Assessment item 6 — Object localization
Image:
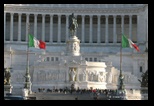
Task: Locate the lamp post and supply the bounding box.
[9,47,14,72]
[116,24,126,100]
[118,70,125,93]
[24,23,32,94]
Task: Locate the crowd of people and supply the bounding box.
[36,87,128,100]
[37,87,124,95]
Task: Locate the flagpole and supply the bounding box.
[120,38,122,75]
[117,23,125,94]
[24,22,32,94]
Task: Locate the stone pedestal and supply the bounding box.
[24,81,32,94]
[22,88,29,97]
[4,85,13,96]
[66,36,80,56]
[141,87,148,100]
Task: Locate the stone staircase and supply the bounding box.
[27,92,109,100]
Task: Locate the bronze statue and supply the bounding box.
[4,68,11,85]
[138,70,148,87]
[68,13,78,36]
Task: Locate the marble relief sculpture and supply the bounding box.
[98,72,107,82]
[82,70,86,81]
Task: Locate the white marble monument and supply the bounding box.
[4,5,147,96]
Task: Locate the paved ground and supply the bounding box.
[28,92,108,100]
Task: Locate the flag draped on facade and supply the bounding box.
[28,34,46,49]
[122,34,140,52]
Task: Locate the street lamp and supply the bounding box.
[24,23,32,94]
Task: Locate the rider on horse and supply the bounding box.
[68,13,78,36]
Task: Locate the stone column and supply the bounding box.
[66,15,69,41]
[81,15,85,43]
[76,69,79,82]
[145,58,148,72]
[137,13,146,44]
[105,15,109,43]
[50,14,53,43]
[66,68,69,82]
[26,14,30,42]
[4,12,6,41]
[85,72,87,82]
[58,14,61,43]
[18,13,22,41]
[89,15,93,43]
[147,10,148,48]
[113,15,117,43]
[129,15,132,39]
[10,13,14,41]
[121,15,124,34]
[34,14,38,38]
[97,15,101,43]
[137,14,140,43]
[133,59,138,76]
[42,14,45,41]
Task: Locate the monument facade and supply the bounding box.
[4,4,148,93]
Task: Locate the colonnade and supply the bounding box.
[4,12,136,43]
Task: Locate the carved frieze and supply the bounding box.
[35,70,65,82]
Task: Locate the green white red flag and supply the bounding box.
[122,34,140,52]
[28,34,46,49]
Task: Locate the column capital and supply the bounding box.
[121,15,125,18]
[34,14,38,16]
[129,14,133,17]
[105,15,109,18]
[65,15,69,18]
[42,14,46,17]
[57,14,61,16]
[89,15,93,18]
[18,13,22,16]
[50,14,54,17]
[97,15,101,18]
[81,15,85,18]
[10,13,14,15]
[26,13,30,16]
[113,15,117,18]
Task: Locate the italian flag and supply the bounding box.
[122,34,140,52]
[29,34,46,49]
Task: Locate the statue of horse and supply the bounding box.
[68,13,78,36]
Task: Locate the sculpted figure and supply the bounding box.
[90,72,94,81]
[73,43,77,51]
[4,68,11,85]
[68,13,78,36]
[108,72,113,83]
[138,70,148,87]
[103,72,107,82]
[98,72,102,82]
[98,72,107,82]
[69,68,76,81]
